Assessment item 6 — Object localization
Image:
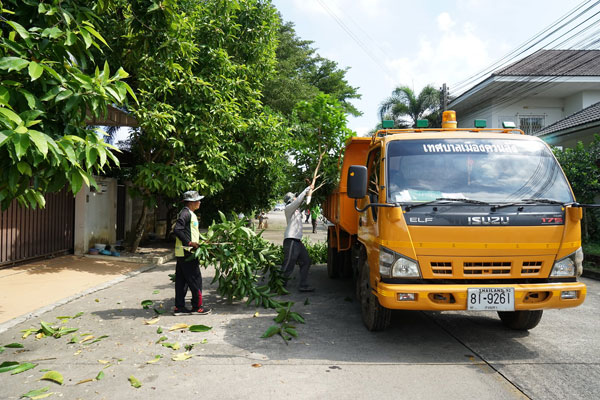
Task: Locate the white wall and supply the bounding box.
[74,177,118,254]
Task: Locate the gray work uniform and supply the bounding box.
[282,187,312,287]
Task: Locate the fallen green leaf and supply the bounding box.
[20,386,50,399]
[11,362,37,375]
[95,371,104,380]
[188,325,212,332]
[5,342,24,348]
[261,325,281,338]
[146,355,162,364]
[161,342,180,350]
[39,321,55,336]
[0,361,19,373]
[153,290,160,294]
[21,328,38,339]
[153,307,165,315]
[155,336,167,344]
[73,312,84,319]
[156,327,163,334]
[40,370,63,385]
[85,335,108,345]
[128,375,142,388]
[141,300,153,309]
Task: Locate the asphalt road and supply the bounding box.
[0,215,598,399]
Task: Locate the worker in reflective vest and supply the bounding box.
[172,190,211,316]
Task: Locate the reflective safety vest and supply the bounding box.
[174,208,200,257]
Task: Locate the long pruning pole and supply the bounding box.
[306,127,327,204]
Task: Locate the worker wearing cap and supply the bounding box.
[172,190,211,315]
[282,185,315,292]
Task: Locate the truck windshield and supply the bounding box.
[386,138,573,203]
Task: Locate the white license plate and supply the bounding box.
[467,288,515,311]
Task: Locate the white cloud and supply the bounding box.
[437,12,455,32]
[384,14,492,95]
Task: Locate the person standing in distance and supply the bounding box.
[282,185,315,292]
[172,190,211,315]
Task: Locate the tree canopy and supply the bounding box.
[378,85,440,129]
[0,0,134,210]
[262,21,361,118]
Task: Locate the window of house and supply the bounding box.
[519,115,545,135]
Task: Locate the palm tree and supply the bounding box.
[378,85,441,128]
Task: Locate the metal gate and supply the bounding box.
[0,187,74,267]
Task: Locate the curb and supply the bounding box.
[82,253,175,265]
[0,262,169,334]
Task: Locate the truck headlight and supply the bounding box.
[379,247,421,278]
[550,248,583,277]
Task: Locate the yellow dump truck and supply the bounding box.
[323,111,586,331]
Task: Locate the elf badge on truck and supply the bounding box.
[323,111,587,331]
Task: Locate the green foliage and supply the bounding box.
[0,0,133,209]
[553,137,600,204]
[193,211,289,307]
[378,85,440,129]
[553,137,600,242]
[96,0,287,241]
[261,302,305,344]
[263,21,361,117]
[302,238,327,264]
[289,93,353,205]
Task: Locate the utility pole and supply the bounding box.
[441,83,448,111]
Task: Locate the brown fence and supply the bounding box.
[0,188,74,267]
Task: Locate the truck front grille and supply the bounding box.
[521,261,543,274]
[431,262,452,275]
[463,261,511,275]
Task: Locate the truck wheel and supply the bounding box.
[497,310,543,330]
[359,259,391,331]
[327,231,339,279]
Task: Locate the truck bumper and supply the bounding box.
[375,281,586,311]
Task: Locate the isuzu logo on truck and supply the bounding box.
[468,216,510,225]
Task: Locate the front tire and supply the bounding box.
[359,258,391,331]
[498,310,543,330]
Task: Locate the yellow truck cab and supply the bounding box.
[323,111,586,331]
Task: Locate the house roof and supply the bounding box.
[494,49,600,77]
[535,101,600,136]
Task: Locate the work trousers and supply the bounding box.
[282,238,311,287]
[175,254,203,309]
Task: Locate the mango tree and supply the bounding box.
[0,0,134,210]
[96,0,285,250]
[289,93,353,205]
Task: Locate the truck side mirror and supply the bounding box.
[347,165,367,199]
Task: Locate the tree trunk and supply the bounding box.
[130,203,148,253]
[164,205,176,241]
[583,208,590,243]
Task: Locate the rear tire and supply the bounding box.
[359,257,391,331]
[498,310,543,330]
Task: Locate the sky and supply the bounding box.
[271,0,586,136]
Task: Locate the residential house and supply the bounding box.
[448,49,600,147]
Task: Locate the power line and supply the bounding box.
[451,0,600,96]
[315,0,391,76]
